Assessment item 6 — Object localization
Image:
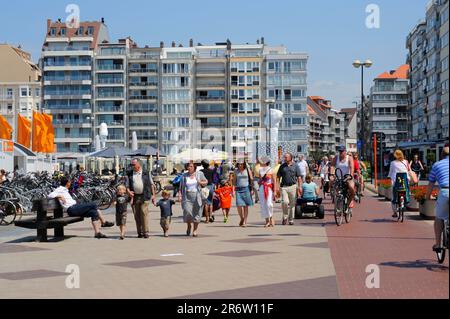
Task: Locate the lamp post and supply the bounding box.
[352,59,372,159]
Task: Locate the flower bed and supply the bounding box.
[411,186,439,219]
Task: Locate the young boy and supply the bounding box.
[215,179,233,223]
[156,190,175,237]
[116,185,131,240]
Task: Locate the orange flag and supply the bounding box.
[0,114,13,140]
[32,111,55,153]
[41,113,55,153]
[17,114,32,148]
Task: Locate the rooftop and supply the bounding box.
[376,64,409,80]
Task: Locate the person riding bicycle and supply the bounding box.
[427,145,449,252]
[330,146,356,208]
[352,152,364,199]
[388,149,415,218]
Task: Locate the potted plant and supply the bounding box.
[378,179,392,200]
[413,186,439,220]
[407,186,421,211]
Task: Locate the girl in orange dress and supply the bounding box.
[215,180,234,223]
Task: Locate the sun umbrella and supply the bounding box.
[88,146,132,158]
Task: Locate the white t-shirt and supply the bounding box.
[48,186,77,210]
[186,176,198,191]
[388,160,410,185]
[297,160,308,176]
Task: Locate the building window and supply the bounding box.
[50,28,56,36]
[78,26,84,35]
[87,26,94,36]
[6,88,13,98]
[60,28,66,36]
[20,87,29,97]
[35,88,40,97]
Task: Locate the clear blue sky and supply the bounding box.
[0,0,428,108]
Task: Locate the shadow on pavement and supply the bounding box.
[6,235,77,243]
[380,259,448,272]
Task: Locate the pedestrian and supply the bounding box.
[410,154,424,184]
[0,169,6,184]
[48,177,114,239]
[296,154,309,181]
[299,174,320,203]
[215,179,234,223]
[233,159,254,227]
[115,185,131,240]
[126,158,156,239]
[258,156,275,228]
[275,153,303,226]
[201,160,215,223]
[178,161,208,237]
[427,144,449,252]
[156,190,175,237]
[252,159,261,203]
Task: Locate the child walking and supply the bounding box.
[215,179,234,223]
[116,185,131,240]
[156,190,175,237]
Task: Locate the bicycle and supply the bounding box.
[392,173,409,223]
[0,199,18,225]
[332,168,353,226]
[434,219,449,264]
[354,173,362,204]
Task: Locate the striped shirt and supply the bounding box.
[429,156,449,188]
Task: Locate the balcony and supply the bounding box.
[44,61,91,67]
[196,69,226,76]
[129,95,158,101]
[97,120,124,127]
[96,105,124,113]
[129,82,158,88]
[196,96,225,102]
[96,64,124,71]
[97,92,124,99]
[129,68,158,73]
[107,134,125,140]
[96,78,124,85]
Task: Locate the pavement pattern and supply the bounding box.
[0,186,448,299]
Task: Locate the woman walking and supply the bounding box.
[410,154,424,185]
[258,156,275,227]
[233,159,254,227]
[178,161,208,237]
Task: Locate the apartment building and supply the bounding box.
[41,19,109,156]
[264,46,309,155]
[440,0,449,139]
[369,64,410,149]
[340,108,357,153]
[307,96,345,155]
[93,39,132,148]
[0,44,41,141]
[128,45,161,150]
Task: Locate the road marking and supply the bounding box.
[160,253,184,257]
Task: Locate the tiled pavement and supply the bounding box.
[0,187,447,299]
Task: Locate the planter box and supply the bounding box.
[406,197,420,211]
[419,200,436,220]
[384,187,392,201]
[377,187,384,197]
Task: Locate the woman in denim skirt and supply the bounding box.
[233,159,254,227]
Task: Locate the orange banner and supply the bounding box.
[0,114,13,140]
[32,111,55,154]
[17,114,32,148]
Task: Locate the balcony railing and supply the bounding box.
[45,91,91,96]
[129,68,158,73]
[129,95,158,100]
[97,78,124,84]
[54,119,89,125]
[44,61,91,67]
[97,92,124,98]
[130,122,158,127]
[129,82,158,87]
[97,121,124,126]
[96,106,124,112]
[197,96,225,101]
[45,76,91,82]
[97,64,124,70]
[196,69,226,74]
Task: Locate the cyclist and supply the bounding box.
[388,149,415,218]
[330,146,356,208]
[352,152,364,198]
[427,145,449,252]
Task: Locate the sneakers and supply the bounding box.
[282,218,288,226]
[95,232,107,239]
[224,216,228,224]
[101,221,114,228]
[119,236,125,240]
[289,221,294,226]
[143,233,150,239]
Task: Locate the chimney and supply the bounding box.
[160,41,164,48]
[178,44,183,47]
[189,39,194,47]
[261,37,265,45]
[101,17,105,24]
[171,41,176,47]
[47,19,52,29]
[256,39,260,44]
[226,39,231,50]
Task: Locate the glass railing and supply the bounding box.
[107,135,125,140]
[197,96,225,100]
[44,61,91,67]
[129,82,158,87]
[54,119,90,125]
[45,76,91,82]
[45,91,91,96]
[97,64,124,70]
[97,92,124,98]
[129,107,157,113]
[97,78,124,84]
[96,106,124,112]
[130,122,158,127]
[97,121,124,126]
[129,95,158,100]
[129,68,158,73]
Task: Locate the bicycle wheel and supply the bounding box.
[436,229,446,264]
[334,196,344,226]
[0,200,17,225]
[344,199,352,224]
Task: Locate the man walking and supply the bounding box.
[127,158,156,238]
[297,154,309,182]
[427,144,449,252]
[275,153,303,225]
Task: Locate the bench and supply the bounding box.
[14,198,84,242]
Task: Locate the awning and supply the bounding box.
[13,143,36,157]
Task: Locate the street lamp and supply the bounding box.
[352,59,372,159]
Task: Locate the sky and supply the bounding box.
[0,0,429,108]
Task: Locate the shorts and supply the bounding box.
[206,184,215,205]
[436,189,449,221]
[116,211,127,226]
[235,187,254,207]
[160,216,172,230]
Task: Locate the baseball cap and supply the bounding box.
[337,146,346,152]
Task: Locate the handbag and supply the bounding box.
[401,161,418,184]
[200,187,210,201]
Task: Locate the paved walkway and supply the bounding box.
[0,188,447,299]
